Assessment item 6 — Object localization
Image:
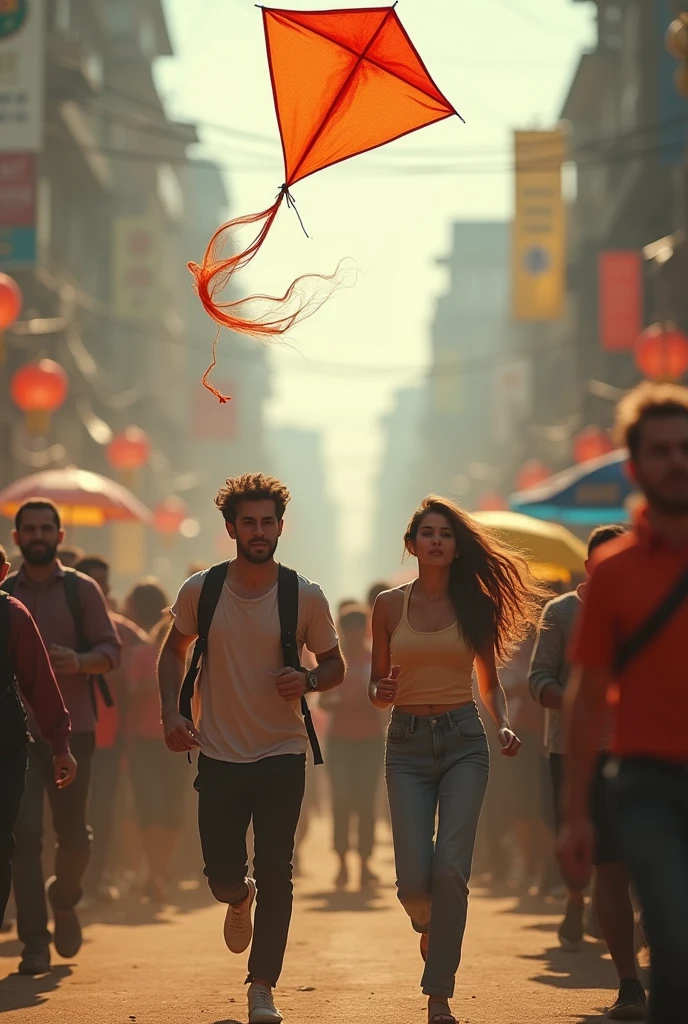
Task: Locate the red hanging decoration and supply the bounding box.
[572,426,614,464]
[153,496,188,536]
[0,273,22,331]
[11,359,68,413]
[476,490,508,512]
[107,427,151,472]
[634,323,688,381]
[516,459,551,492]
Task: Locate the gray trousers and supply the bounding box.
[385,704,489,998]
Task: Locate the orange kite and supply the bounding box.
[189,4,460,401]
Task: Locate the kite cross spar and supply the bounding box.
[188,4,462,401]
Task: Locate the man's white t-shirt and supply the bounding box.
[172,567,338,763]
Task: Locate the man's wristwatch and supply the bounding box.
[301,669,318,693]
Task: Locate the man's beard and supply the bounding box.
[20,540,59,567]
[236,537,278,565]
[641,475,688,517]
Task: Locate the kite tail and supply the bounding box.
[188,187,348,402]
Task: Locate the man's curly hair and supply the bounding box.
[215,473,291,524]
[616,380,688,458]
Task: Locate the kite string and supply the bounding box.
[279,183,310,239]
[201,327,227,403]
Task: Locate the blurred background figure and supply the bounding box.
[366,582,390,611]
[320,604,385,891]
[499,635,552,896]
[123,580,188,905]
[56,545,85,570]
[76,556,147,904]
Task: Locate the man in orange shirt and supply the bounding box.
[560,382,688,1023]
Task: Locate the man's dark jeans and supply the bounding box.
[0,744,28,927]
[194,751,306,987]
[611,757,688,1023]
[13,732,95,949]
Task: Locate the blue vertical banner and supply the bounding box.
[658,0,688,165]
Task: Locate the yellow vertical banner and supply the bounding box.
[511,129,566,321]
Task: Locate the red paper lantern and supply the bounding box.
[573,426,614,464]
[516,459,551,492]
[154,496,188,535]
[477,490,508,512]
[634,323,688,381]
[0,273,22,331]
[107,426,151,472]
[11,359,68,413]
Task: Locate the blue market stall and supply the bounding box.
[509,450,637,526]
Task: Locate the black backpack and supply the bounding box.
[0,568,113,714]
[179,562,323,765]
[0,592,30,754]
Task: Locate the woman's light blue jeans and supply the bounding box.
[385,702,489,998]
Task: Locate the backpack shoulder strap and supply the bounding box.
[278,565,300,670]
[197,562,230,643]
[614,564,688,675]
[277,565,323,766]
[179,562,229,721]
[0,592,13,688]
[62,568,88,652]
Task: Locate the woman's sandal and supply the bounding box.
[427,1000,456,1024]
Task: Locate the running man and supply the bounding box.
[1,500,121,975]
[157,474,344,1024]
[560,383,688,1023]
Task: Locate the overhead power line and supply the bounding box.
[44,126,688,177]
[496,0,584,37]
[6,271,597,384]
[54,84,688,164]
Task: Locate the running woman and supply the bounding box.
[370,495,546,1024]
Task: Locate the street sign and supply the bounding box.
[0,0,44,153]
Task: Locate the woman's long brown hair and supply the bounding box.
[405,496,549,663]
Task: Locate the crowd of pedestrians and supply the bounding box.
[1,380,687,1023]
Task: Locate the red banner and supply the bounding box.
[599,251,642,351]
[0,154,35,226]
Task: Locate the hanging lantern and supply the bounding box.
[476,489,508,512]
[516,459,551,492]
[634,323,688,381]
[573,426,614,464]
[153,496,188,536]
[107,426,151,479]
[11,359,69,435]
[0,274,23,363]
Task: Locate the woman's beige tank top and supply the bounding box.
[389,583,475,705]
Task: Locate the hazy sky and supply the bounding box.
[156,0,595,591]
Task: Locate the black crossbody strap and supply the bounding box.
[278,565,323,766]
[614,565,688,675]
[63,568,113,711]
[179,562,229,721]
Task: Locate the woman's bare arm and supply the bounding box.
[474,641,520,756]
[368,598,395,708]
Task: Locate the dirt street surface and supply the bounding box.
[0,818,639,1023]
